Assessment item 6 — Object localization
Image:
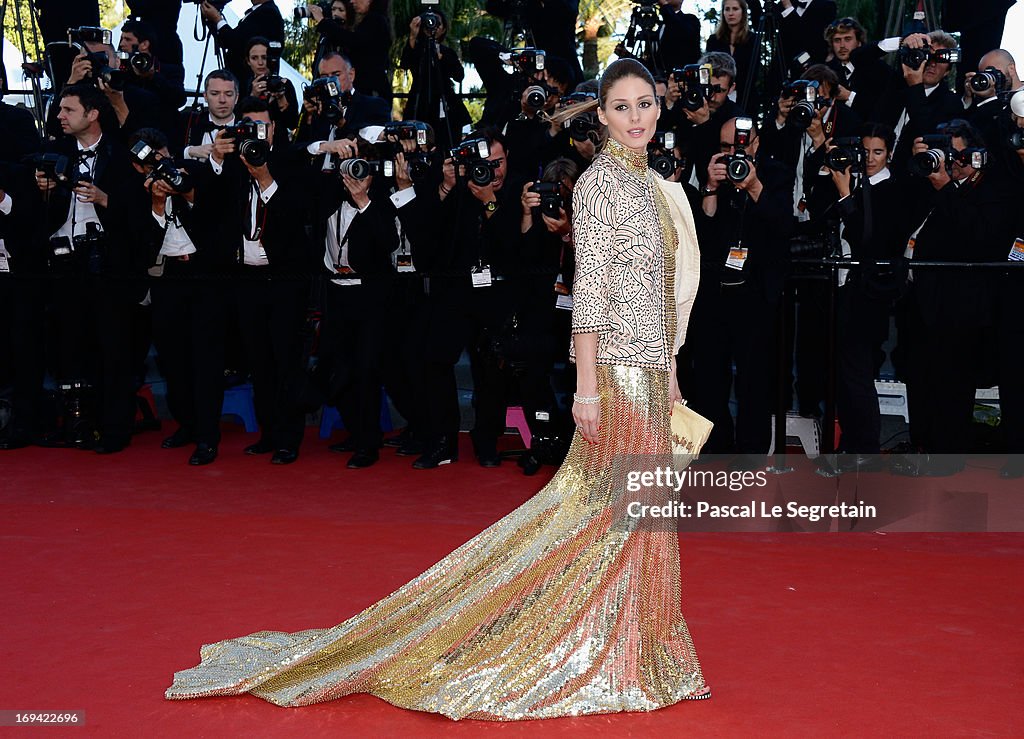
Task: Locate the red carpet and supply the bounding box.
[1,426,1022,737]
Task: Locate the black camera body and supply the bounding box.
[530,181,563,219]
[503,48,546,74]
[30,152,77,186]
[970,66,1008,94]
[223,119,271,166]
[674,64,714,112]
[383,120,433,147]
[129,140,193,193]
[783,79,827,130]
[556,93,600,141]
[722,116,755,184]
[67,27,128,91]
[305,75,348,123]
[449,138,499,186]
[1009,128,1024,151]
[50,222,106,273]
[898,44,961,70]
[629,0,660,33]
[337,158,394,180]
[406,151,435,181]
[908,134,990,177]
[118,48,154,75]
[647,131,679,179]
[824,136,865,173]
[295,0,331,21]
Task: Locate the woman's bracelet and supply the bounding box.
[573,393,601,405]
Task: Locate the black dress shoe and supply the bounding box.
[383,429,411,448]
[94,438,128,454]
[0,432,30,450]
[477,450,501,468]
[162,428,194,449]
[347,450,379,469]
[189,443,218,466]
[413,440,458,469]
[817,453,886,477]
[396,437,425,456]
[271,448,299,465]
[244,441,275,455]
[328,437,357,453]
[518,453,542,476]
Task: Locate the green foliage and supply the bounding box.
[3,0,129,59]
[837,0,880,40]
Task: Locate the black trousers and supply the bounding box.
[51,274,136,443]
[906,302,981,454]
[791,279,828,416]
[318,280,390,451]
[835,284,889,453]
[151,261,226,446]
[2,274,47,437]
[235,273,308,451]
[996,279,1024,454]
[380,274,426,438]
[687,281,778,454]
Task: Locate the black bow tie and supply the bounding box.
[794,0,810,9]
[208,121,228,132]
[78,150,96,163]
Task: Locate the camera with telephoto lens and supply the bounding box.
[405,151,435,181]
[647,131,679,179]
[383,120,433,147]
[529,181,563,219]
[1009,128,1024,151]
[898,43,961,70]
[501,48,546,74]
[824,136,866,172]
[969,66,1008,94]
[263,41,285,94]
[674,64,714,112]
[223,119,271,166]
[118,47,153,75]
[449,137,499,186]
[556,93,600,141]
[294,0,330,21]
[722,116,754,183]
[909,134,956,176]
[304,75,348,123]
[50,222,105,270]
[522,82,557,112]
[129,140,193,193]
[336,157,394,180]
[783,79,827,130]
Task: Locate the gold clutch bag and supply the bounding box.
[671,401,714,458]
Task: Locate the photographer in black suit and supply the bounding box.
[308,0,393,100]
[0,63,44,450]
[412,129,522,469]
[35,0,100,46]
[201,0,284,87]
[311,143,399,469]
[779,0,836,66]
[181,69,240,161]
[295,52,391,156]
[657,0,701,72]
[129,127,229,466]
[209,96,312,464]
[32,84,150,453]
[893,120,1016,476]
[825,125,909,464]
[118,17,186,136]
[689,115,795,464]
[125,0,185,66]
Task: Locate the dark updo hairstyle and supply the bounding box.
[598,58,657,109]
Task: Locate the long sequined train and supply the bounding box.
[165,366,709,720]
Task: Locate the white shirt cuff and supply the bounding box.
[259,180,278,202]
[879,37,901,53]
[781,6,795,16]
[846,90,857,107]
[307,141,327,155]
[209,156,224,175]
[184,146,205,161]
[216,19,228,31]
[360,125,385,143]
[152,210,166,228]
[0,193,12,215]
[390,188,416,208]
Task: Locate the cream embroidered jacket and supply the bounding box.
[569,148,701,371]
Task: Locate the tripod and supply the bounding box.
[1,0,47,133]
[500,0,535,49]
[885,0,941,38]
[621,1,663,76]
[739,0,789,122]
[410,32,455,148]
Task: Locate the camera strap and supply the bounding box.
[247,179,267,242]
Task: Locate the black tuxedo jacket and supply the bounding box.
[485,0,583,85]
[874,80,964,177]
[0,103,42,270]
[828,43,894,121]
[779,0,837,66]
[294,92,391,148]
[400,41,472,137]
[215,1,285,86]
[207,146,313,274]
[836,175,912,297]
[659,7,702,72]
[706,36,756,101]
[30,133,150,275]
[315,12,393,99]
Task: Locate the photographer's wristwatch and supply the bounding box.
[484,200,498,214]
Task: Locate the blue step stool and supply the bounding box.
[222,383,259,433]
[320,389,393,439]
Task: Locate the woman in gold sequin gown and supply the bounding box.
[165,59,709,720]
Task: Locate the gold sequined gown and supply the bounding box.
[166,142,708,721]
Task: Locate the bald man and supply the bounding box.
[963,49,1024,170]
